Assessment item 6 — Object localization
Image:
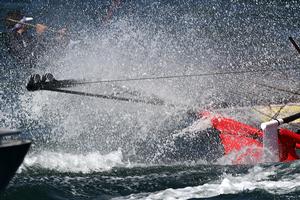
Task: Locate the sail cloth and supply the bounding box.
[254,104,300,123]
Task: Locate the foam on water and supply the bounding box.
[117,162,300,200]
[20,149,124,173]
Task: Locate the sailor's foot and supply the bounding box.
[26,74,41,91]
[41,73,55,83]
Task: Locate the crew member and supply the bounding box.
[5,11,68,66]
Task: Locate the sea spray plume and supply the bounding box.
[15,0,300,165]
[20,2,210,147]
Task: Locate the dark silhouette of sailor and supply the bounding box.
[5,11,48,66]
[5,11,68,67]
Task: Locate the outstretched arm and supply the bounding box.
[35,23,48,34]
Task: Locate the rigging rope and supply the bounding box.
[55,66,299,87]
[257,83,300,96]
[270,37,300,119]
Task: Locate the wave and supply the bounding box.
[20,149,124,173]
[116,161,300,199]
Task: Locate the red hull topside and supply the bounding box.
[200,111,300,164]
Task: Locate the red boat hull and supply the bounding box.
[201,111,300,164]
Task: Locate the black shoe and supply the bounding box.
[26,74,41,91]
[41,73,55,83]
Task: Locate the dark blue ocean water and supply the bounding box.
[1,0,300,199]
